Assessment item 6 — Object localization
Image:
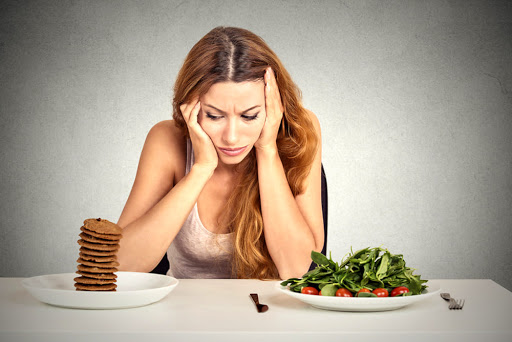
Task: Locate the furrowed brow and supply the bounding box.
[204,104,260,115]
[204,104,227,114]
[240,105,261,114]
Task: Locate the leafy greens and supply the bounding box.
[280,247,428,295]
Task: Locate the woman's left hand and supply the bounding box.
[255,67,284,152]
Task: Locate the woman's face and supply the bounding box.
[198,81,266,166]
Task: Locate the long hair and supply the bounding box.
[172,27,318,279]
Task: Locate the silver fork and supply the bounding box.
[440,293,465,310]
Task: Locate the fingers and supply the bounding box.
[180,99,201,126]
[265,67,284,114]
[190,101,201,125]
[179,99,218,169]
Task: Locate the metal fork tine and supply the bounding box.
[444,294,464,310]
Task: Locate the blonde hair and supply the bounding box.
[172,27,318,279]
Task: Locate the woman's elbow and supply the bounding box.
[277,254,312,280]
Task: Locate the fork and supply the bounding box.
[440,293,465,310]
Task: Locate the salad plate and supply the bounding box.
[22,271,178,309]
[277,280,441,312]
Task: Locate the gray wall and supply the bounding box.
[1,0,511,290]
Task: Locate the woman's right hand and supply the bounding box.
[180,99,218,173]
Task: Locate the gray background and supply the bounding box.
[1,0,511,290]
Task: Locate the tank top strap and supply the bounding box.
[185,139,194,175]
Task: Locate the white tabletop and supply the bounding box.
[1,277,511,342]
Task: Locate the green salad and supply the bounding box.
[280,247,428,297]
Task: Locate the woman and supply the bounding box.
[117,26,323,280]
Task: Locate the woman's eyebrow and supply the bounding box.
[204,104,260,114]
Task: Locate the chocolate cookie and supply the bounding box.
[74,283,117,291]
[77,257,120,268]
[77,239,119,251]
[79,232,119,245]
[79,252,117,263]
[79,246,118,256]
[83,218,122,235]
[76,271,117,280]
[80,226,122,241]
[77,264,118,274]
[74,276,116,285]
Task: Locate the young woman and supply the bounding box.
[117,26,323,280]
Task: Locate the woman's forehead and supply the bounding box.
[202,81,265,109]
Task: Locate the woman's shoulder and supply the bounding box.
[143,120,187,171]
[146,120,186,147]
[304,108,321,135]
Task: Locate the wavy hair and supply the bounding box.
[172,27,318,279]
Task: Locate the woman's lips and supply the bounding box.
[218,146,247,156]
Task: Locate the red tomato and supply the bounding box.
[357,288,371,295]
[301,287,319,295]
[372,288,389,297]
[391,286,410,297]
[335,288,353,297]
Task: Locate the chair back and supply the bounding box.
[308,164,328,271]
[320,163,328,256]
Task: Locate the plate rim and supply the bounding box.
[21,271,178,293]
[277,280,441,311]
[21,271,179,309]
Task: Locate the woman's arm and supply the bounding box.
[257,115,323,280]
[117,100,218,272]
[256,68,324,279]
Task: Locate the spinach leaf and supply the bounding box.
[320,284,338,296]
[281,247,428,296]
[311,250,330,266]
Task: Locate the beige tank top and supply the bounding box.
[165,140,234,278]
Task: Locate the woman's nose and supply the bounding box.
[223,119,238,145]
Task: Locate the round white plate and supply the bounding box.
[22,271,178,309]
[277,280,441,312]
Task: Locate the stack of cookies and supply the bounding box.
[74,218,122,291]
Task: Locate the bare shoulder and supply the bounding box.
[147,120,184,143]
[143,120,187,181]
[146,120,185,149]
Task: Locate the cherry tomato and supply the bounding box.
[372,288,389,297]
[357,288,371,295]
[335,288,353,297]
[391,286,410,297]
[301,287,319,295]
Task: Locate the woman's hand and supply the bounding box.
[255,67,284,153]
[180,99,218,172]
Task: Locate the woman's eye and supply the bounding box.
[242,113,259,121]
[206,112,222,120]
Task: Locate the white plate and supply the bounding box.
[277,280,441,312]
[22,272,178,309]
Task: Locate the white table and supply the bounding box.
[1,278,511,342]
